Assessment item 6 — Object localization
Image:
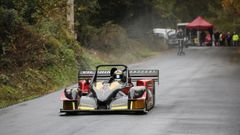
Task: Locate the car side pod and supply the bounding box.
[60,92,77,110]
[128,99,146,109]
[62,100,78,110]
[128,86,148,113]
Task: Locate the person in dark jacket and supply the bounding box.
[177,29,185,55]
[214,31,220,46]
[226,32,232,46]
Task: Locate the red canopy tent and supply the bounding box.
[187,16,213,29]
[185,16,214,46]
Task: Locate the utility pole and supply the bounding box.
[67,0,75,38]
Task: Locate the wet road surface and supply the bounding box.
[1,47,240,135]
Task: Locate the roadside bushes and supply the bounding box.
[0,8,22,56]
[87,23,127,51]
[0,7,88,108]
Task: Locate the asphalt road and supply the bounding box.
[1,47,240,135]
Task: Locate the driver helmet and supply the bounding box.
[113,70,123,81]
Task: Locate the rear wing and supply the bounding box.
[129,70,159,84]
[78,70,159,84]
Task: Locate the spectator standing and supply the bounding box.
[200,31,206,46]
[214,31,220,46]
[219,32,226,46]
[232,32,239,46]
[226,32,232,46]
[205,32,212,46]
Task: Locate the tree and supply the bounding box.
[222,0,240,16]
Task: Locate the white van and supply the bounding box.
[153,28,178,46]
